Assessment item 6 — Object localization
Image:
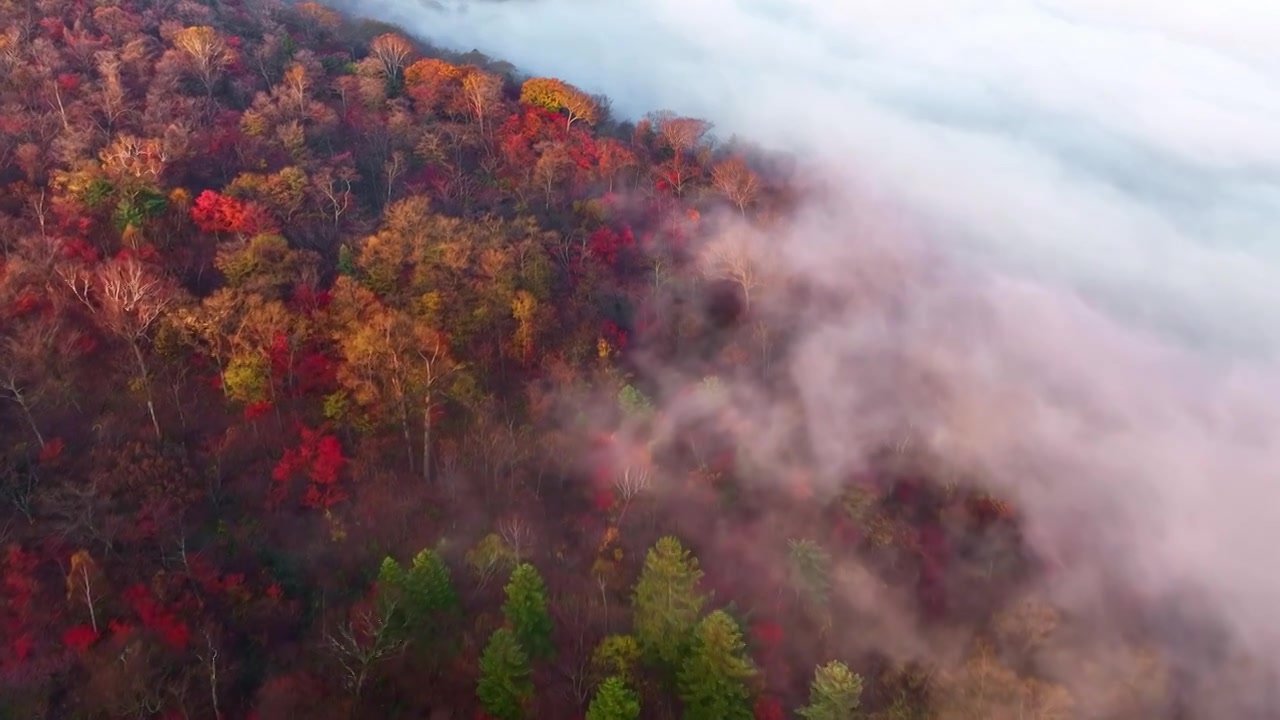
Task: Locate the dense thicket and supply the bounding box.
[0,1,1181,718]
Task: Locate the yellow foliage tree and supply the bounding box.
[520,77,599,129]
[330,277,459,481]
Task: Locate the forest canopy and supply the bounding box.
[0,1,1218,718]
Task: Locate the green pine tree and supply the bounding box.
[632,536,706,668]
[377,548,459,646]
[585,675,641,720]
[676,610,755,720]
[798,660,863,720]
[502,562,554,660]
[618,383,653,416]
[477,628,534,720]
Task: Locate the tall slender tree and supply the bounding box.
[503,562,554,660]
[477,628,534,720]
[676,610,756,720]
[632,536,706,668]
[61,255,176,439]
[377,548,459,648]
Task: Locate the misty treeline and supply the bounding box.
[0,0,1234,718]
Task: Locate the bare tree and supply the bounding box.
[383,150,407,207]
[461,69,502,140]
[0,319,72,447]
[368,33,414,84]
[613,465,651,527]
[197,628,222,720]
[170,26,232,96]
[325,601,406,706]
[711,156,761,215]
[60,256,176,439]
[499,515,533,564]
[533,142,573,210]
[653,112,711,155]
[552,593,597,707]
[312,162,356,228]
[39,478,110,548]
[700,233,761,312]
[92,51,132,132]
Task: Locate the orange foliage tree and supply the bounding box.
[404,58,464,116]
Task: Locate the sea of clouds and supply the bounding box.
[333,0,1280,710]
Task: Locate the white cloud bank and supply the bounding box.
[340,0,1280,708]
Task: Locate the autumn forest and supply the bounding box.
[0,0,1204,718]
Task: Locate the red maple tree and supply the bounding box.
[271,424,349,509]
[190,190,276,236]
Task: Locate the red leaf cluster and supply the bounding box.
[587,225,635,268]
[269,333,337,396]
[122,584,191,651]
[752,618,785,650]
[497,106,601,186]
[567,131,599,170]
[61,624,100,653]
[73,334,99,355]
[592,488,616,512]
[1,545,41,667]
[38,437,65,464]
[206,111,245,158]
[11,635,34,662]
[501,106,568,152]
[38,17,64,41]
[2,545,38,607]
[60,237,99,263]
[600,320,628,352]
[190,190,276,236]
[288,285,332,315]
[9,288,44,317]
[243,400,273,421]
[271,425,348,509]
[295,352,337,394]
[753,696,786,720]
[268,332,293,378]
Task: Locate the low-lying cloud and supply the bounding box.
[338,0,1280,710]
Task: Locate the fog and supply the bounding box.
[337,0,1280,710]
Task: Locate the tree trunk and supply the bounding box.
[421,394,432,483]
[4,386,45,447]
[130,341,162,440]
[399,394,415,475]
[80,566,98,632]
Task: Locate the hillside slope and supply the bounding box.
[0,1,1220,718]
